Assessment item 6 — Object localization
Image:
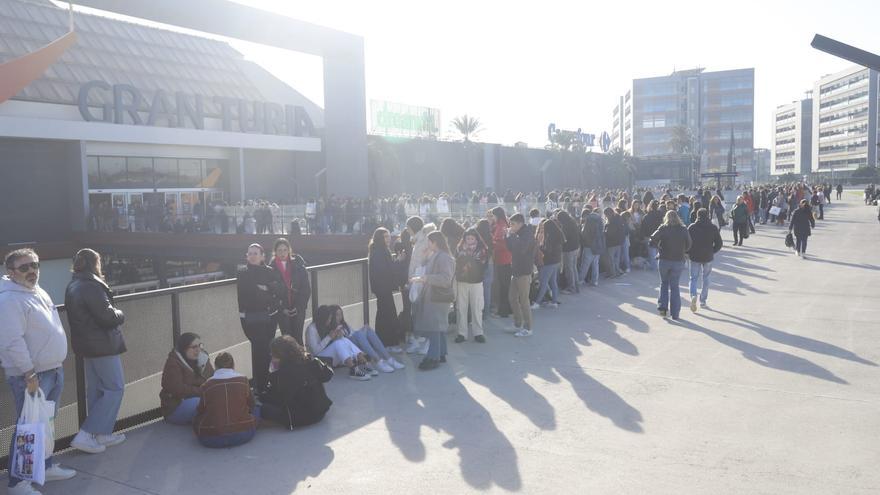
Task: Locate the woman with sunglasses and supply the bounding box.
[160,332,215,424]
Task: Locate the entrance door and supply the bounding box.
[89,193,111,231]
[179,192,196,221]
[128,193,144,231]
[112,193,127,231]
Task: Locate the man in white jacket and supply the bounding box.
[1,249,76,495]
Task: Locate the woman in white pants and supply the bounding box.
[453,229,488,343]
[304,305,373,381]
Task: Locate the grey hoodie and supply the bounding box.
[0,276,68,376]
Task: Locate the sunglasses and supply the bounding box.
[14,262,39,273]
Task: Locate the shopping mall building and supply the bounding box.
[0,0,370,297]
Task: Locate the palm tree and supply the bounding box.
[451,114,483,142]
[608,147,637,189]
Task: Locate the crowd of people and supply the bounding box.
[0,179,836,494]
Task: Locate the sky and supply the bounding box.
[69,0,880,149]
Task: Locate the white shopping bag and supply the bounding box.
[409,266,425,303]
[13,388,55,485]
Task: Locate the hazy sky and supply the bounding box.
[70,0,880,149]
[229,0,879,150]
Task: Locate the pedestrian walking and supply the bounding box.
[686,209,723,311]
[730,196,750,246]
[789,200,816,259]
[649,211,692,320]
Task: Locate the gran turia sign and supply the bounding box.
[77,80,316,137]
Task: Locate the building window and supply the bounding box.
[154,158,178,188]
[127,157,154,188]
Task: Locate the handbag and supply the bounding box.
[785,232,794,248]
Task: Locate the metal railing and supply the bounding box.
[0,258,372,468]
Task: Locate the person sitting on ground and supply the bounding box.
[260,335,333,430]
[160,332,215,424]
[330,305,404,372]
[193,352,256,448]
[305,305,373,380]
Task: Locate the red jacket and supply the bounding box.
[492,220,512,265]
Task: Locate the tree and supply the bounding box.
[608,147,637,189]
[451,114,483,142]
[669,125,695,155]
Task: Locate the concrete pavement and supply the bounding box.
[22,193,880,494]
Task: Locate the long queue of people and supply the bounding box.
[0,181,829,494]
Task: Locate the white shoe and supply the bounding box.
[386,346,403,354]
[514,329,533,337]
[416,339,430,355]
[389,358,405,370]
[96,432,126,447]
[548,302,559,309]
[377,360,395,373]
[405,340,423,353]
[71,430,106,454]
[8,482,42,494]
[530,303,540,310]
[45,464,77,481]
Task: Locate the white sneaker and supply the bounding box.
[377,360,395,373]
[530,303,540,310]
[71,430,106,454]
[405,339,424,353]
[96,432,126,447]
[45,464,77,481]
[8,482,41,495]
[362,363,379,376]
[514,329,533,337]
[389,358,405,370]
[416,339,430,355]
[549,302,559,309]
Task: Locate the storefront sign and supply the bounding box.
[77,81,316,137]
[548,123,596,148]
[370,100,440,138]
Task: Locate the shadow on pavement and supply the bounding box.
[706,310,877,367]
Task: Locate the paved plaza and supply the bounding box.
[25,194,880,494]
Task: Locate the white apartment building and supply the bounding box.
[811,66,879,175]
[771,99,812,176]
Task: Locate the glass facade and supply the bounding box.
[87,156,228,191]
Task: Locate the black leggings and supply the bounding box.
[242,319,276,393]
[494,264,512,316]
[733,222,748,245]
[374,290,402,346]
[795,234,808,254]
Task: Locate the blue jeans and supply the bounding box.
[348,327,391,361]
[689,261,712,304]
[658,260,685,318]
[166,397,200,425]
[198,428,255,448]
[647,246,659,270]
[426,332,447,360]
[561,250,580,292]
[607,246,622,276]
[482,262,494,318]
[579,248,601,285]
[82,355,125,435]
[535,263,560,304]
[621,236,631,271]
[7,367,63,487]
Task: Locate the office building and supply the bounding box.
[753,148,771,182]
[771,99,812,176]
[612,68,755,181]
[811,66,879,175]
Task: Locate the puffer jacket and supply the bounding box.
[64,272,126,358]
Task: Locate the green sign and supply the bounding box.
[370,100,441,138]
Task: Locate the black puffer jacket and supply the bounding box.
[650,224,692,262]
[261,356,333,430]
[236,263,285,315]
[687,220,723,263]
[65,272,126,358]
